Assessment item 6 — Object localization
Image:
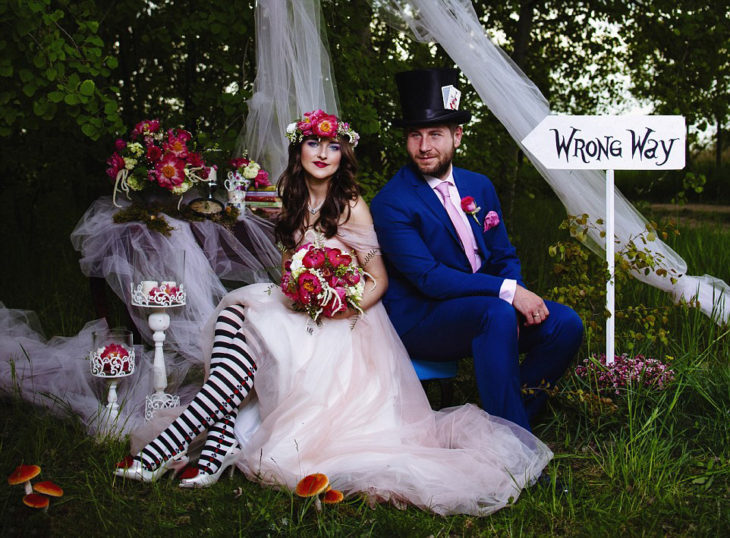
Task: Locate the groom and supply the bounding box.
[371,68,583,432]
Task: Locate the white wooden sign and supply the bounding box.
[522,115,685,170]
[522,115,686,365]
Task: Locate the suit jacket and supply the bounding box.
[370,164,524,336]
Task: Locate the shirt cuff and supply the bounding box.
[499,279,516,304]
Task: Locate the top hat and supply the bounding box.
[394,68,472,127]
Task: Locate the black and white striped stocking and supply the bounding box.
[197,408,239,474]
[140,305,255,471]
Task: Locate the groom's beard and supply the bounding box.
[409,144,456,179]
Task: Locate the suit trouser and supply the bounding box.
[399,296,583,431]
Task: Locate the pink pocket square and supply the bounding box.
[483,211,500,232]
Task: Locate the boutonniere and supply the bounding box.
[483,210,500,232]
[460,196,481,224]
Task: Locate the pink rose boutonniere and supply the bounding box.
[483,210,500,232]
[460,196,481,224]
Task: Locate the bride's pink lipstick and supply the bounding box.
[313,161,328,168]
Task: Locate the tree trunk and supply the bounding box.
[506,0,536,218]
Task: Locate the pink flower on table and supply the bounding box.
[146,145,162,163]
[163,132,189,159]
[297,272,323,305]
[101,343,129,359]
[154,154,186,188]
[115,138,127,151]
[132,119,160,139]
[303,247,326,269]
[106,152,125,178]
[483,210,500,232]
[230,157,250,169]
[254,169,270,188]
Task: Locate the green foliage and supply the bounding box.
[0,0,123,139]
[547,214,686,353]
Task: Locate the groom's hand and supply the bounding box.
[512,284,549,326]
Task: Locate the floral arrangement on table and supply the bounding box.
[106,119,212,207]
[280,241,370,322]
[285,109,360,147]
[130,280,186,307]
[230,155,270,189]
[574,353,675,395]
[90,343,135,377]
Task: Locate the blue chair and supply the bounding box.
[411,359,459,409]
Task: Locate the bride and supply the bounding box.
[116,109,552,516]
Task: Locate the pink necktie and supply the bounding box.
[434,182,479,272]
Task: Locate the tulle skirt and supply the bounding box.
[215,283,552,516]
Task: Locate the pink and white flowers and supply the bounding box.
[575,353,675,395]
[281,240,369,322]
[230,156,270,189]
[106,119,211,205]
[285,109,360,147]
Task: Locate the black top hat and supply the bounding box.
[394,68,472,127]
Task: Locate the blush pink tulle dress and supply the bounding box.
[201,222,552,516]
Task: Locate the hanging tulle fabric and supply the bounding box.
[236,0,340,181]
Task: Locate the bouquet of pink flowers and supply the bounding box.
[575,353,675,395]
[230,156,270,189]
[281,242,368,322]
[106,119,212,206]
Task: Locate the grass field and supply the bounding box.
[1,193,728,537]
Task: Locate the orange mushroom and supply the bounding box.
[23,493,50,511]
[295,473,332,511]
[323,489,344,504]
[295,473,329,497]
[33,481,64,498]
[8,464,41,495]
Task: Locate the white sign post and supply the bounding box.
[522,115,685,365]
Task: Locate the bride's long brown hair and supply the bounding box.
[275,136,359,251]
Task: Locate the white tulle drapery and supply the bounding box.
[0,197,281,436]
[373,0,728,323]
[236,0,340,181]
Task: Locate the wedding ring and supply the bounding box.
[533,313,540,318]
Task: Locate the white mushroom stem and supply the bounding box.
[24,481,33,495]
[314,496,322,512]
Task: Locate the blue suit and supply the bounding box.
[371,164,583,431]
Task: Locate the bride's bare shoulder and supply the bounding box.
[344,196,373,226]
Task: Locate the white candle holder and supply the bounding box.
[131,252,186,421]
[90,329,135,433]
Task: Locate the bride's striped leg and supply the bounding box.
[139,305,255,471]
[197,408,239,475]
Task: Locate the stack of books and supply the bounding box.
[245,185,282,209]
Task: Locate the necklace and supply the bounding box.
[307,200,324,215]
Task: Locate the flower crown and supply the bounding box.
[285,109,359,147]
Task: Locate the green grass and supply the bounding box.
[2,193,729,536]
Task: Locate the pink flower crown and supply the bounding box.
[285,109,359,147]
